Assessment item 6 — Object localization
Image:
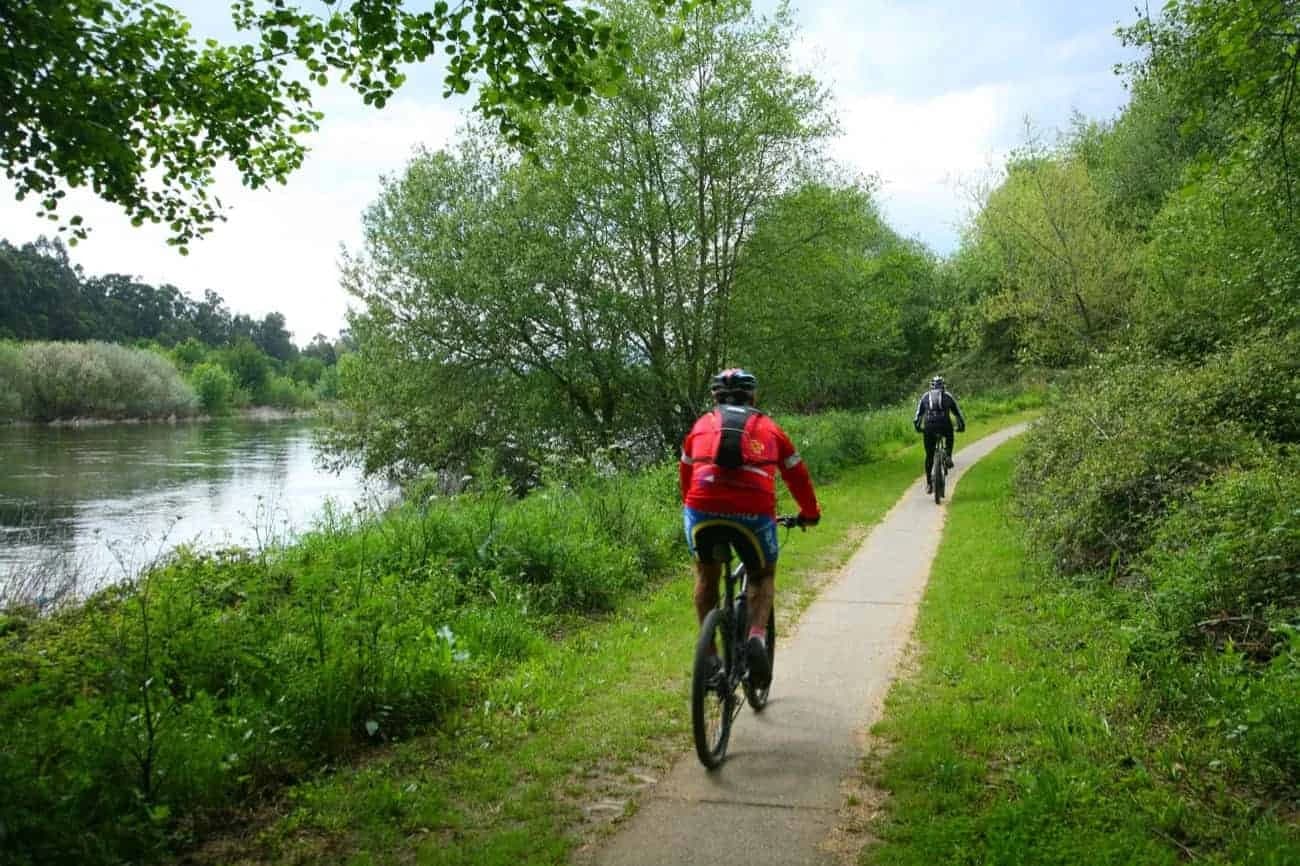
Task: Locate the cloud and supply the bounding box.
[786,0,1137,251]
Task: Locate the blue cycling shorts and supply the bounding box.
[683,507,779,572]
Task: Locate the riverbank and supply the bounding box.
[4,405,319,427]
[0,394,1043,866]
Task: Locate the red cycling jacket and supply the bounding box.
[678,408,821,519]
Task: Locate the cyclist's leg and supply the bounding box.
[944,426,955,466]
[693,560,722,626]
[746,563,776,637]
[923,430,937,480]
[744,515,779,640]
[685,508,723,626]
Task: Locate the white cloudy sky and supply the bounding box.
[0,0,1140,343]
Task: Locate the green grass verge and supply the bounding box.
[861,438,1299,866]
[192,412,1039,865]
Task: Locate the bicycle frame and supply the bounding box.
[713,548,750,692]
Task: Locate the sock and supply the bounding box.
[748,626,765,644]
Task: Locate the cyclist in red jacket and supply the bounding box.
[679,368,821,689]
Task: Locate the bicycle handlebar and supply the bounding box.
[777,515,813,529]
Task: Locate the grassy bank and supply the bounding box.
[0,394,1040,866]
[862,439,1298,866]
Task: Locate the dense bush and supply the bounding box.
[1123,462,1300,790]
[1134,462,1299,656]
[1015,335,1296,576]
[8,341,198,421]
[260,373,316,410]
[188,361,236,414]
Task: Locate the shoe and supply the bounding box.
[926,481,933,493]
[746,636,771,689]
[945,456,954,469]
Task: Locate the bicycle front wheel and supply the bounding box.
[692,607,734,768]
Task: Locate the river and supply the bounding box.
[0,418,389,605]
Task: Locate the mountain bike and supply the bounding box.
[931,438,948,504]
[691,515,804,769]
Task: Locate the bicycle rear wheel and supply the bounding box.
[692,607,734,768]
[743,602,776,711]
[933,453,946,504]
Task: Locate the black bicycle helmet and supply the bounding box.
[710,368,757,404]
[930,375,945,390]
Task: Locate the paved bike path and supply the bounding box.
[586,424,1029,866]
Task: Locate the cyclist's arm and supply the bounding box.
[678,447,694,502]
[913,395,926,426]
[773,428,820,520]
[947,393,966,428]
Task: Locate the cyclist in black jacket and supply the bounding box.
[913,376,966,493]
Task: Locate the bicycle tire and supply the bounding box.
[692,607,734,768]
[933,450,946,504]
[743,601,776,711]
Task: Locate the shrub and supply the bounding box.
[189,362,236,414]
[216,339,271,398]
[15,341,197,421]
[261,373,316,409]
[1013,342,1291,576]
[170,337,208,371]
[1133,461,1299,657]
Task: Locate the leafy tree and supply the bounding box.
[170,336,207,370]
[0,238,83,340]
[216,337,272,398]
[729,181,940,409]
[189,361,236,414]
[252,311,296,362]
[189,289,234,346]
[967,148,1134,366]
[301,332,338,365]
[1,0,691,248]
[1119,0,1300,222]
[336,0,835,478]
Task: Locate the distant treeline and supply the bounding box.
[0,236,341,363]
[0,238,351,420]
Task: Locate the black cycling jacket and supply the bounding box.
[913,388,966,430]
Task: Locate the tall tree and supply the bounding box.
[0,238,84,340]
[968,148,1134,366]
[337,0,835,478]
[729,181,940,410]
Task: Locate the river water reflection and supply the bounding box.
[0,419,388,600]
